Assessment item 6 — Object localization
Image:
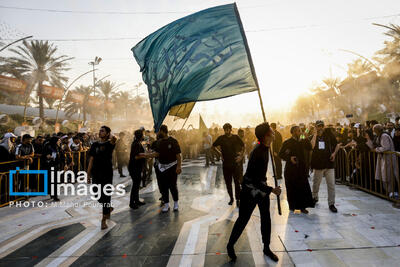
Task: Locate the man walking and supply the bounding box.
[213,123,244,207]
[279,125,314,213]
[87,126,117,229]
[153,125,182,212]
[310,120,340,213]
[227,122,281,262]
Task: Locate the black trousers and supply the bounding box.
[93,180,112,215]
[223,164,242,201]
[154,163,162,196]
[159,166,178,204]
[130,172,141,206]
[228,189,271,247]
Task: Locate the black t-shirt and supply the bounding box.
[42,143,62,168]
[89,141,115,179]
[33,142,44,155]
[155,137,181,164]
[150,139,159,151]
[213,134,244,167]
[310,133,338,170]
[128,140,145,175]
[243,144,272,194]
[15,143,34,157]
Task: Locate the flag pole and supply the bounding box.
[181,117,189,130]
[234,3,282,215]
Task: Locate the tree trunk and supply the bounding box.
[83,104,87,121]
[38,81,44,120]
[23,78,36,122]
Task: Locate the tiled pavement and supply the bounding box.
[0,158,399,266]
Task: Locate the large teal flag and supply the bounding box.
[132,3,259,131]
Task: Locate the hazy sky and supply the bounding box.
[1,0,400,127]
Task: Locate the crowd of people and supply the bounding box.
[0,117,399,261]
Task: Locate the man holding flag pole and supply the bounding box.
[132,2,281,262]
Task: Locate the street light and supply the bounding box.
[54,69,98,126]
[94,74,111,87]
[88,56,102,96]
[0,35,33,52]
[338,49,382,75]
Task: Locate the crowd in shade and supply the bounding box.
[1,118,400,184]
[0,119,399,222]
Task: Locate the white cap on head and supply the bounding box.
[4,132,16,139]
[354,123,360,129]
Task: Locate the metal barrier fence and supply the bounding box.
[334,147,400,208]
[0,150,88,207]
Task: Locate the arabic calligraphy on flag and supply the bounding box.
[132,3,259,131]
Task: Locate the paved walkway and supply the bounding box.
[0,159,399,266]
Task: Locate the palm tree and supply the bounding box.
[114,91,132,119]
[44,97,57,109]
[0,40,72,121]
[64,85,92,121]
[374,23,400,113]
[98,80,118,121]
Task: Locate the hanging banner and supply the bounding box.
[66,91,85,104]
[0,75,27,95]
[88,96,101,107]
[40,85,64,99]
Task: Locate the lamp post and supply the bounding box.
[94,75,111,88]
[88,56,102,96]
[54,69,97,126]
[0,35,33,52]
[338,49,382,76]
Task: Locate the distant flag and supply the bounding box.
[199,115,208,133]
[168,102,196,120]
[132,3,259,131]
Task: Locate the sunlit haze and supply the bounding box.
[1,0,400,128]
